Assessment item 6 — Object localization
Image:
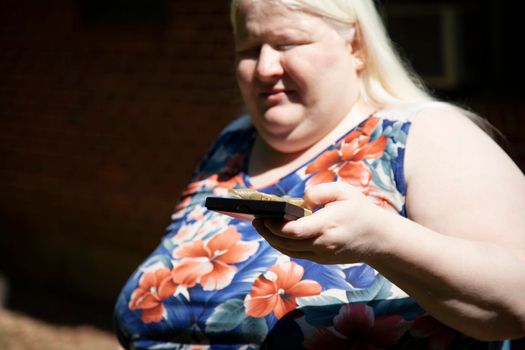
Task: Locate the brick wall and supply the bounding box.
[474,101,525,169]
[0,0,241,309]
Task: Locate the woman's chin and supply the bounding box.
[258,126,313,154]
[259,107,302,131]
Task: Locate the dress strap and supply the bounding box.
[375,101,449,122]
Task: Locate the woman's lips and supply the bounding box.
[260,89,292,103]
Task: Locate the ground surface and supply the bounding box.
[0,308,119,350]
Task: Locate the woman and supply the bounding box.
[114,0,525,348]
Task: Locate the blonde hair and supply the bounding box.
[230,0,494,134]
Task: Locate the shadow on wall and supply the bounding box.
[0,0,239,333]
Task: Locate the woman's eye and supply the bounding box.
[276,44,297,51]
[235,41,305,58]
[277,40,312,51]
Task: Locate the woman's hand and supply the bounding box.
[252,182,384,264]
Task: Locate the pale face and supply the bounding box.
[234,0,362,154]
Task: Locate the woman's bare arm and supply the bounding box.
[254,107,525,340]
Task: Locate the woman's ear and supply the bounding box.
[348,22,366,71]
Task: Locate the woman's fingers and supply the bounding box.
[257,197,353,242]
[252,219,316,252]
[251,183,376,264]
[304,181,357,209]
[277,201,350,240]
[253,219,319,260]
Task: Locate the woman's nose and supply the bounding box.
[255,44,284,81]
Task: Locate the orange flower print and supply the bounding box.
[171,196,192,220]
[211,173,246,196]
[245,260,322,319]
[171,225,195,243]
[189,346,209,350]
[171,227,258,291]
[306,116,387,187]
[129,268,178,324]
[183,172,245,198]
[171,216,227,245]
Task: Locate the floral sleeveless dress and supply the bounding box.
[114,107,509,350]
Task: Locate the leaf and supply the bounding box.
[296,293,346,308]
[372,297,424,320]
[391,123,408,144]
[385,140,398,159]
[346,275,389,303]
[370,160,396,193]
[301,303,343,327]
[241,316,268,344]
[206,299,246,334]
[344,264,378,289]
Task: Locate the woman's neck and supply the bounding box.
[247,101,376,188]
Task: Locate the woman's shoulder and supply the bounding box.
[372,101,490,145]
[194,115,255,176]
[401,101,503,188]
[386,100,494,160]
[400,101,490,142]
